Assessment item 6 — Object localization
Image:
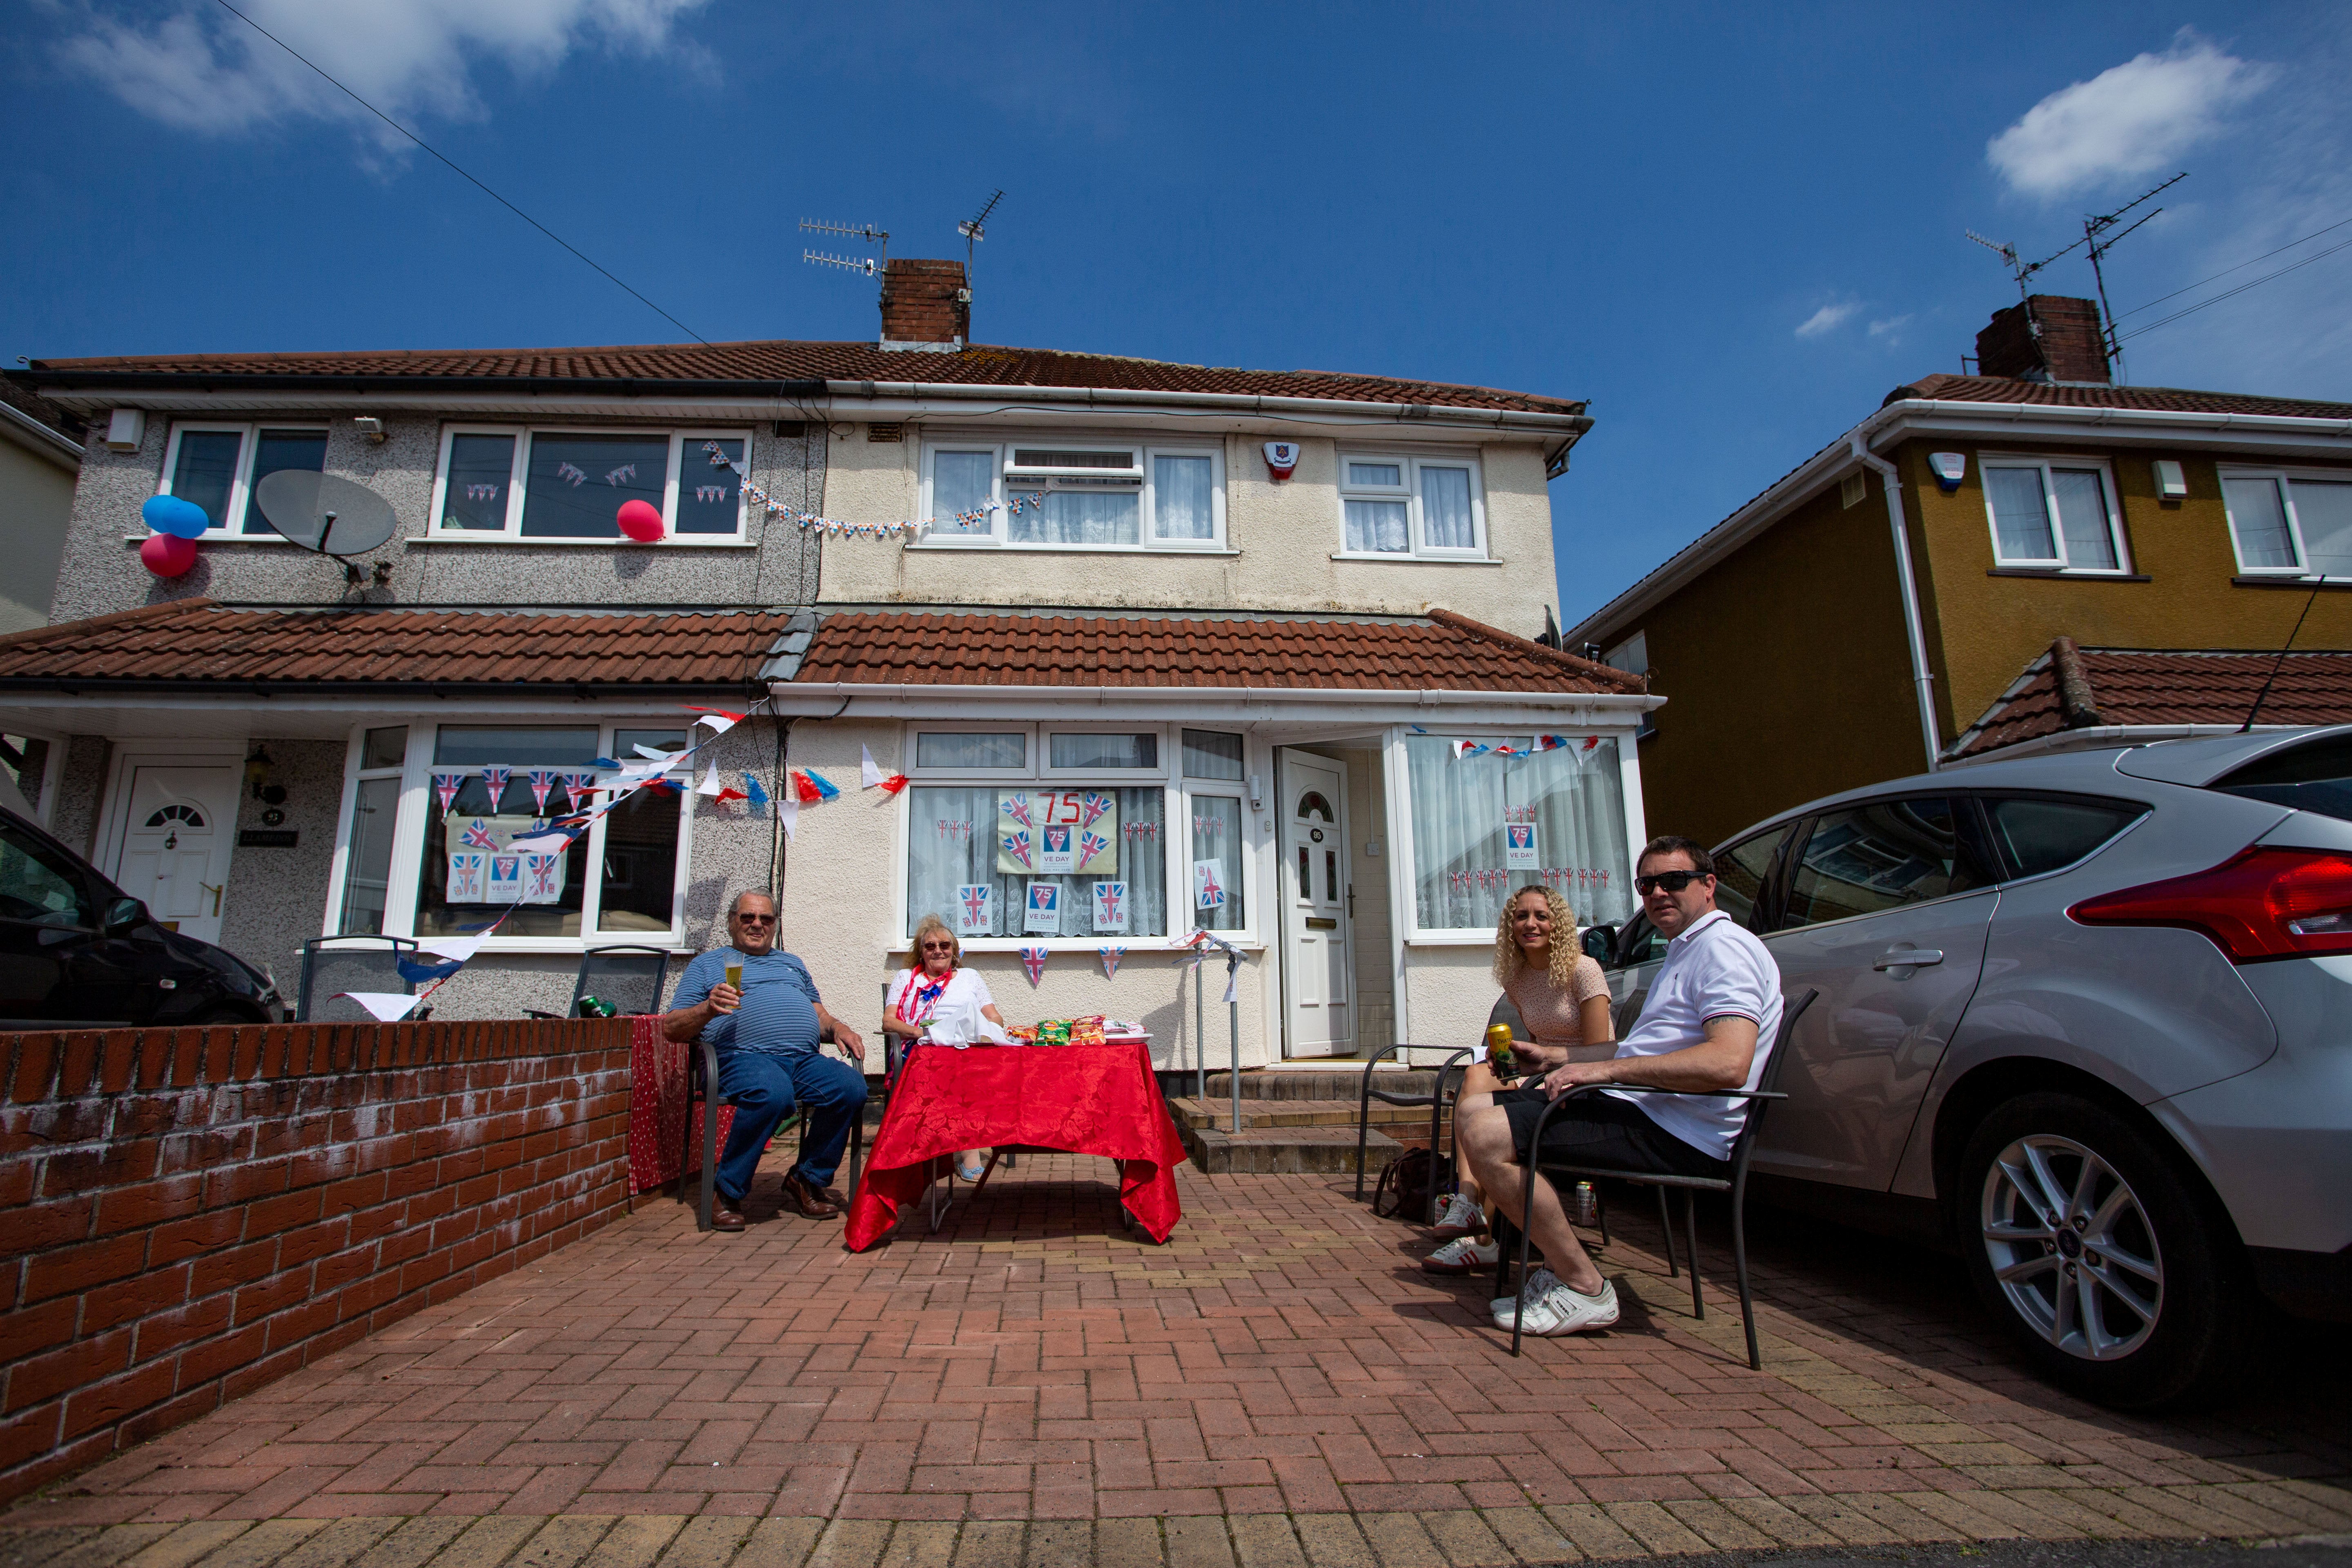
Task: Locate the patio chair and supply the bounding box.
[296,935,420,1023]
[1496,987,1817,1369]
[680,1018,880,1234]
[1352,995,1523,1223]
[525,944,672,1019]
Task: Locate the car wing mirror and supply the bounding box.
[103,897,149,935]
[1581,924,1619,965]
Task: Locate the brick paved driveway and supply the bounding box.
[5,1151,2347,1567]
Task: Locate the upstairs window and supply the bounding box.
[430,427,750,542]
[2223,470,2352,579]
[156,423,329,539]
[916,441,1224,550]
[1982,457,2127,572]
[1337,452,1486,559]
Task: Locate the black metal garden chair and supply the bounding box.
[1353,996,1528,1225]
[526,944,672,1019]
[295,935,419,1023]
[1496,987,1817,1369]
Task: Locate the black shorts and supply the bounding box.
[1493,1087,1728,1181]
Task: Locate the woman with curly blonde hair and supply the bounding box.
[1423,884,1614,1271]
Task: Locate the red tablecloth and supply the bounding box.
[626,1013,735,1196]
[844,1040,1185,1250]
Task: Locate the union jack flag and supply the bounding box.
[1077,831,1109,869]
[526,854,559,899]
[448,852,485,901]
[1000,794,1033,830]
[481,766,511,807]
[1096,884,1123,923]
[433,771,466,814]
[1197,864,1225,908]
[1002,831,1033,869]
[1080,792,1113,831]
[459,818,499,849]
[528,770,557,813]
[962,885,991,925]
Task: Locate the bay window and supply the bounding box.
[915,440,1225,550]
[1338,452,1486,559]
[1403,735,1633,933]
[2223,469,2352,579]
[430,427,750,541]
[157,423,329,538]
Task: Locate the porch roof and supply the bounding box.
[0,598,786,693]
[1947,637,2352,760]
[782,608,1645,695]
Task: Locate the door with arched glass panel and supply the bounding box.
[1279,752,1351,1057]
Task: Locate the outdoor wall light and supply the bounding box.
[244,746,273,797]
[2155,459,2188,499]
[354,417,387,444]
[1927,452,1967,492]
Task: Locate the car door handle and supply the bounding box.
[1873,948,1945,969]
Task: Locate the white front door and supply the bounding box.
[115,765,240,944]
[1279,752,1351,1057]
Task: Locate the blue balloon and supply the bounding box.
[141,494,210,539]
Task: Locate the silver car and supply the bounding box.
[1594,728,2352,1408]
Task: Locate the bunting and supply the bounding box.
[1100,946,1126,980]
[1021,946,1048,986]
[702,441,1047,541]
[860,744,909,795]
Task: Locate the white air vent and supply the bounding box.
[1005,447,1142,491]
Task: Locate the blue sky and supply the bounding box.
[8,3,2350,631]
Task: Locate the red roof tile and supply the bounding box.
[18,339,1584,417]
[1949,642,2352,759]
[0,599,786,688]
[1891,374,2352,422]
[789,607,1644,695]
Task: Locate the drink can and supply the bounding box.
[1484,1022,1516,1074]
[577,994,617,1019]
[1572,1180,1599,1227]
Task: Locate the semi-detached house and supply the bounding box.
[1,258,1655,1070]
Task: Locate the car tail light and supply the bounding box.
[2069,847,2352,962]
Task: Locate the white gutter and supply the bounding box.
[1850,435,1941,773]
[818,379,1592,440]
[765,680,1658,725]
[0,400,84,469]
[1567,395,2352,648]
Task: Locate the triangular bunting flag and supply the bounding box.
[743,773,770,816]
[337,991,421,1023]
[791,770,823,804]
[802,767,840,801]
[1021,946,1048,986]
[1100,946,1126,980]
[777,794,798,840]
[697,765,726,798]
[688,706,746,734]
[432,771,466,813]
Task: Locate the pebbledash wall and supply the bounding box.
[0,1018,631,1503]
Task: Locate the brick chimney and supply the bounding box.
[878,258,969,351]
[1975,294,2111,384]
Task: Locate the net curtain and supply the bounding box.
[1404,737,1635,933]
[906,786,1167,939]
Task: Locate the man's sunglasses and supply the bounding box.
[734,912,777,925]
[1635,870,1706,895]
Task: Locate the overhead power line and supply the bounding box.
[2110,212,2352,323]
[209,0,708,344]
[2116,233,2352,344]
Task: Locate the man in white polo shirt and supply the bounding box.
[1450,834,1784,1336]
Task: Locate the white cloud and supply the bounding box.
[1868,314,1913,343]
[55,0,708,144]
[1988,30,2273,200]
[1794,301,1859,339]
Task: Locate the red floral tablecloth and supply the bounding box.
[626,1013,735,1196]
[844,1040,1185,1250]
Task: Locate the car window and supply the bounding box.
[1713,824,1791,931]
[1610,913,1668,969]
[1779,797,1989,929]
[1978,794,2146,880]
[0,822,96,929]
[2212,734,2352,822]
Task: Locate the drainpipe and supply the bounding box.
[1851,435,1941,773]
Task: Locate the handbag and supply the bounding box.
[1371,1144,1454,1220]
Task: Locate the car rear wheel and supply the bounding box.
[1958,1092,2242,1409]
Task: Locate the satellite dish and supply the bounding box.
[253,470,398,558]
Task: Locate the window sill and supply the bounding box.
[908,541,1238,556]
[412,535,758,549]
[1404,931,1503,947]
[126,533,296,545]
[1330,552,1499,566]
[1987,567,2149,581]
[952,936,1263,954]
[2232,574,2352,589]
[398,938,692,956]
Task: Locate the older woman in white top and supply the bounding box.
[882,913,1007,1181]
[1422,884,1614,1273]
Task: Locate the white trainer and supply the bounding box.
[1493,1270,1619,1336]
[1430,1192,1484,1239]
[1419,1235,1499,1275]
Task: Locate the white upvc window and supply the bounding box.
[2220,466,2352,579]
[324,720,695,950]
[914,439,1226,550]
[1980,455,2129,573]
[1336,451,1487,559]
[897,722,1252,946]
[428,426,752,543]
[155,422,329,539]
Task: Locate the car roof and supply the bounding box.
[1711,724,2352,851]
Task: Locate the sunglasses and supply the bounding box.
[920,942,957,952]
[1634,870,1704,895]
[734,912,777,925]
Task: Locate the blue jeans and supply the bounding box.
[713,1048,867,1203]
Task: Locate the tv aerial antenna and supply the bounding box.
[958,188,1003,271]
[1967,172,2184,380]
[800,219,889,278]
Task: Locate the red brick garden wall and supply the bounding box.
[0,1018,633,1503]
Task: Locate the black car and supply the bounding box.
[0,805,286,1027]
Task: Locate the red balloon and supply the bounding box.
[616,499,665,542]
[140,532,199,577]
